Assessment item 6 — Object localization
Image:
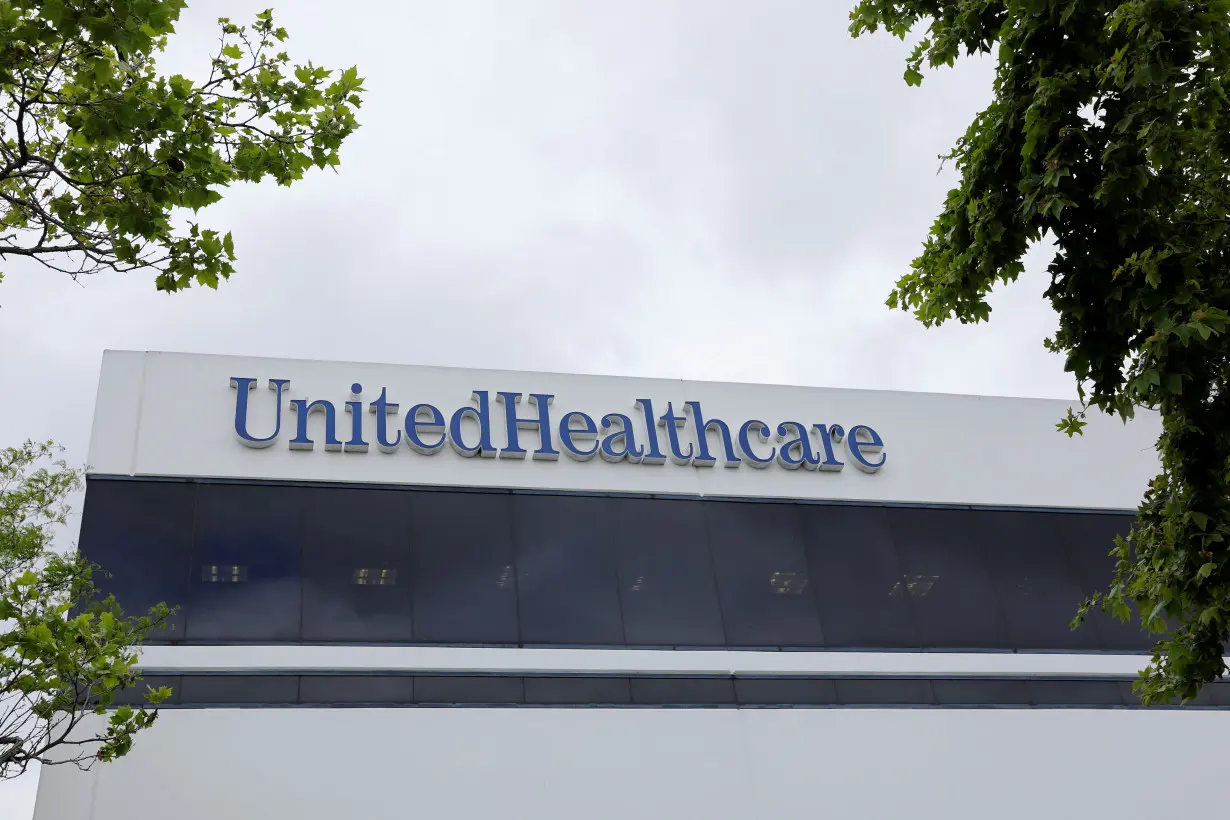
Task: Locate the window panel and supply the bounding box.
[836,678,936,706]
[301,488,413,642]
[178,675,299,704]
[611,497,726,647]
[706,503,824,648]
[299,675,416,704]
[410,492,519,644]
[630,677,736,705]
[734,678,838,705]
[413,676,524,704]
[887,508,1012,649]
[932,678,1031,706]
[524,676,632,705]
[1057,513,1153,651]
[1028,679,1124,706]
[188,484,304,641]
[798,505,919,649]
[974,510,1097,650]
[79,480,194,640]
[512,494,624,645]
[110,675,182,707]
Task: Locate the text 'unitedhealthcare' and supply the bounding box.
[230,378,887,473]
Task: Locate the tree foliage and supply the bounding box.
[851,1,1230,703]
[0,441,172,779]
[0,0,364,290]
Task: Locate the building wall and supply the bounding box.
[36,351,1206,820]
[36,706,1230,820]
[88,350,1160,508]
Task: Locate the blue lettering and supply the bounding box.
[684,401,739,468]
[368,387,402,453]
[344,383,369,453]
[230,377,289,449]
[405,403,445,454]
[449,391,496,458]
[599,413,644,463]
[497,392,559,461]
[846,425,886,472]
[559,411,599,461]
[737,419,775,468]
[290,398,341,452]
[634,399,667,465]
[811,423,845,471]
[775,421,815,470]
[656,402,694,465]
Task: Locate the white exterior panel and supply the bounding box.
[36,707,1229,820]
[87,350,1160,509]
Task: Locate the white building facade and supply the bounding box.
[34,350,1230,820]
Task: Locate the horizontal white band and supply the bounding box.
[135,645,1169,679]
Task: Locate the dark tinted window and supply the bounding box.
[79,480,194,640]
[888,508,1012,649]
[976,511,1094,650]
[1059,513,1152,651]
[178,675,299,704]
[735,678,838,705]
[410,492,519,644]
[299,675,415,704]
[706,503,824,647]
[1028,679,1124,706]
[189,484,303,641]
[630,677,735,705]
[611,497,725,647]
[932,678,1031,706]
[110,675,182,706]
[800,505,919,649]
[513,494,624,645]
[301,488,412,642]
[413,676,524,704]
[524,676,632,705]
[836,678,936,705]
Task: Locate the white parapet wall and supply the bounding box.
[88,350,1160,509]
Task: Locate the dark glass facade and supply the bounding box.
[81,477,1147,651]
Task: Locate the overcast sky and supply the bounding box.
[0,1,1073,814]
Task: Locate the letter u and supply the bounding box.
[230,377,290,448]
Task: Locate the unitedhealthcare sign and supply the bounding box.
[230,378,888,473]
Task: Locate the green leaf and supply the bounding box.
[904,67,923,86]
[1198,562,1217,580]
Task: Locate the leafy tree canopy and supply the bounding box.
[0,441,171,779]
[851,1,1230,703]
[0,1,364,291]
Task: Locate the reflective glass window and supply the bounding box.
[836,678,936,705]
[932,678,1031,706]
[178,675,299,704]
[630,677,735,705]
[734,678,838,705]
[79,480,194,640]
[413,676,524,704]
[410,492,519,644]
[706,502,824,647]
[799,505,919,649]
[887,507,1012,649]
[299,675,416,704]
[1028,679,1124,706]
[188,483,304,641]
[975,510,1096,650]
[512,494,624,645]
[610,497,725,647]
[524,676,632,705]
[301,487,413,642]
[1057,513,1152,651]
